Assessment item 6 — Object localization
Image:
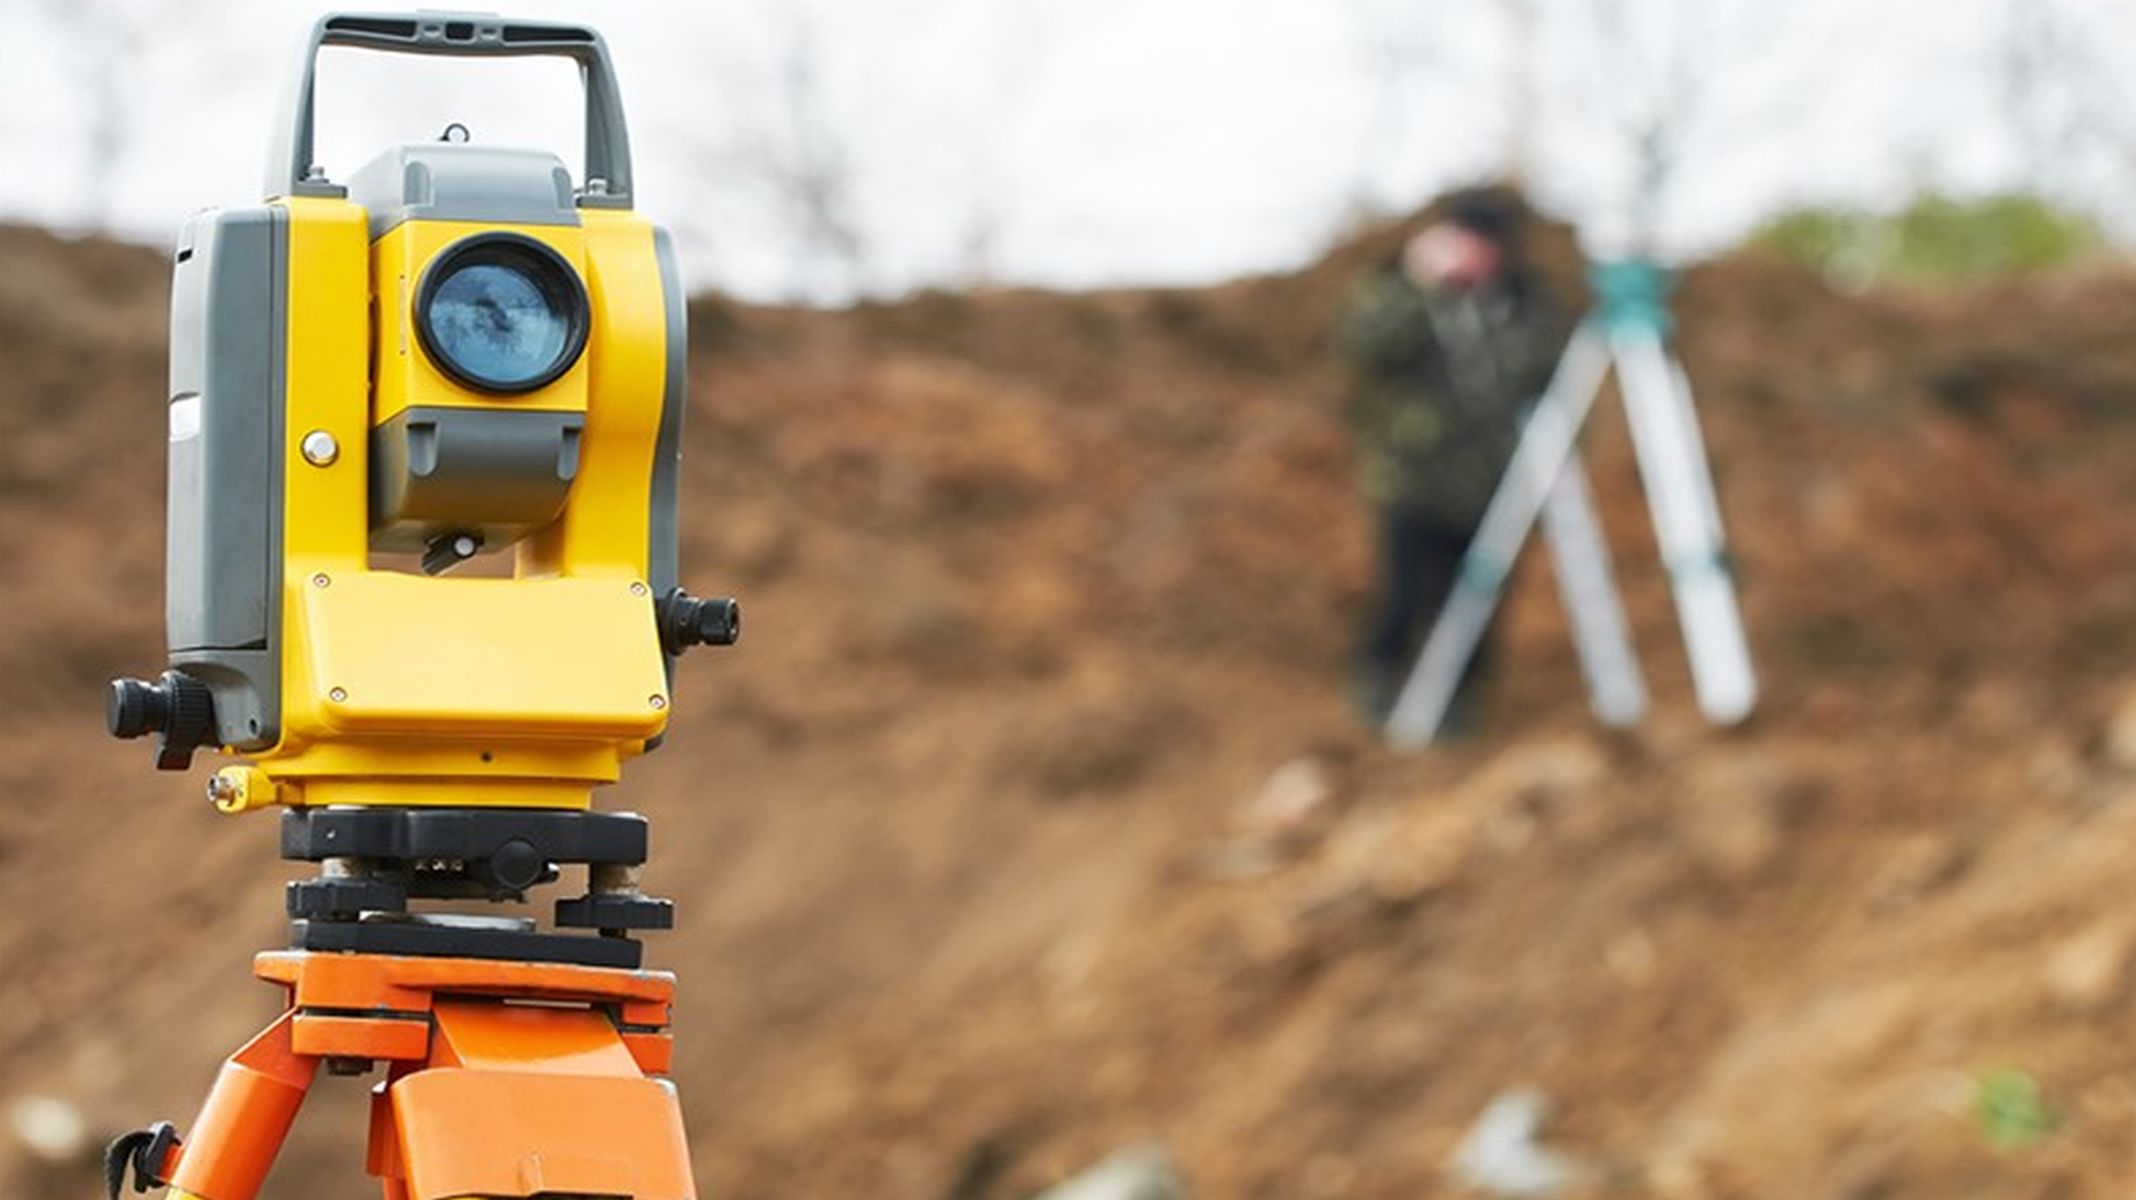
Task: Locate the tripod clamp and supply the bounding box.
[102,1122,178,1198]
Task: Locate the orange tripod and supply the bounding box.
[109,950,693,1200]
[102,806,706,1200]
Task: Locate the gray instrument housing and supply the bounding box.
[167,206,288,751]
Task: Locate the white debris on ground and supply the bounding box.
[1193,754,1344,880]
[1450,1088,1579,1198]
[1031,1142,1189,1200]
[1234,755,1340,846]
[6,1094,88,1164]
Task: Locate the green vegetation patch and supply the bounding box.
[1974,1067,2058,1151]
[1751,192,2111,289]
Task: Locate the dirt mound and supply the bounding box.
[0,219,2131,1199]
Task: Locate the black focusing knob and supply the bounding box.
[656,588,741,655]
[106,671,219,770]
[108,677,168,739]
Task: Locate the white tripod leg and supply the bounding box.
[1540,455,1647,728]
[1384,324,1614,748]
[1610,327,1757,725]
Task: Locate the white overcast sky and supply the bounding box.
[2,0,2131,301]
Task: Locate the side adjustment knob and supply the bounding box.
[107,678,167,739]
[655,588,741,655]
[106,671,219,771]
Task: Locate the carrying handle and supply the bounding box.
[267,11,634,208]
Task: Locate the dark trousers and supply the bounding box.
[1355,508,1490,724]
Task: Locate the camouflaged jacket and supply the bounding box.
[1340,265,1567,528]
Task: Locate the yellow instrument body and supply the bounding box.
[212,198,677,811]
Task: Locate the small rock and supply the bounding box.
[1367,803,1480,905]
[1234,756,1339,845]
[1450,1089,1578,1198]
[1867,833,1973,914]
[1031,1143,1188,1200]
[1459,737,1609,811]
[2046,920,2136,1015]
[7,1095,88,1164]
[1302,800,1478,914]
[1192,756,1344,880]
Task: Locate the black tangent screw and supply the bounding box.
[657,587,740,655]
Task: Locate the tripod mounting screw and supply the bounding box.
[656,587,741,655]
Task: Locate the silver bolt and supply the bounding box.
[648,694,667,710]
[590,862,642,895]
[329,687,348,702]
[630,582,648,597]
[205,775,238,807]
[300,429,340,466]
[312,573,331,588]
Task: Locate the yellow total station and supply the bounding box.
[108,15,738,815]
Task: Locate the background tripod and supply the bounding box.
[1384,260,1757,747]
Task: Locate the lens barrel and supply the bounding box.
[414,233,590,394]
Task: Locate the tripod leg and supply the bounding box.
[163,1010,319,1200]
[382,999,695,1200]
[1610,327,1757,724]
[1540,455,1647,728]
[1385,322,1614,747]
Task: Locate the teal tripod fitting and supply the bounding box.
[1588,259,1675,337]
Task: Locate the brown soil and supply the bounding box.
[0,216,2132,1200]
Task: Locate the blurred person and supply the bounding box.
[1339,190,1567,729]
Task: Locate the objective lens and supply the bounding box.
[416,235,588,393]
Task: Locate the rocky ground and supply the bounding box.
[0,214,2131,1198]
